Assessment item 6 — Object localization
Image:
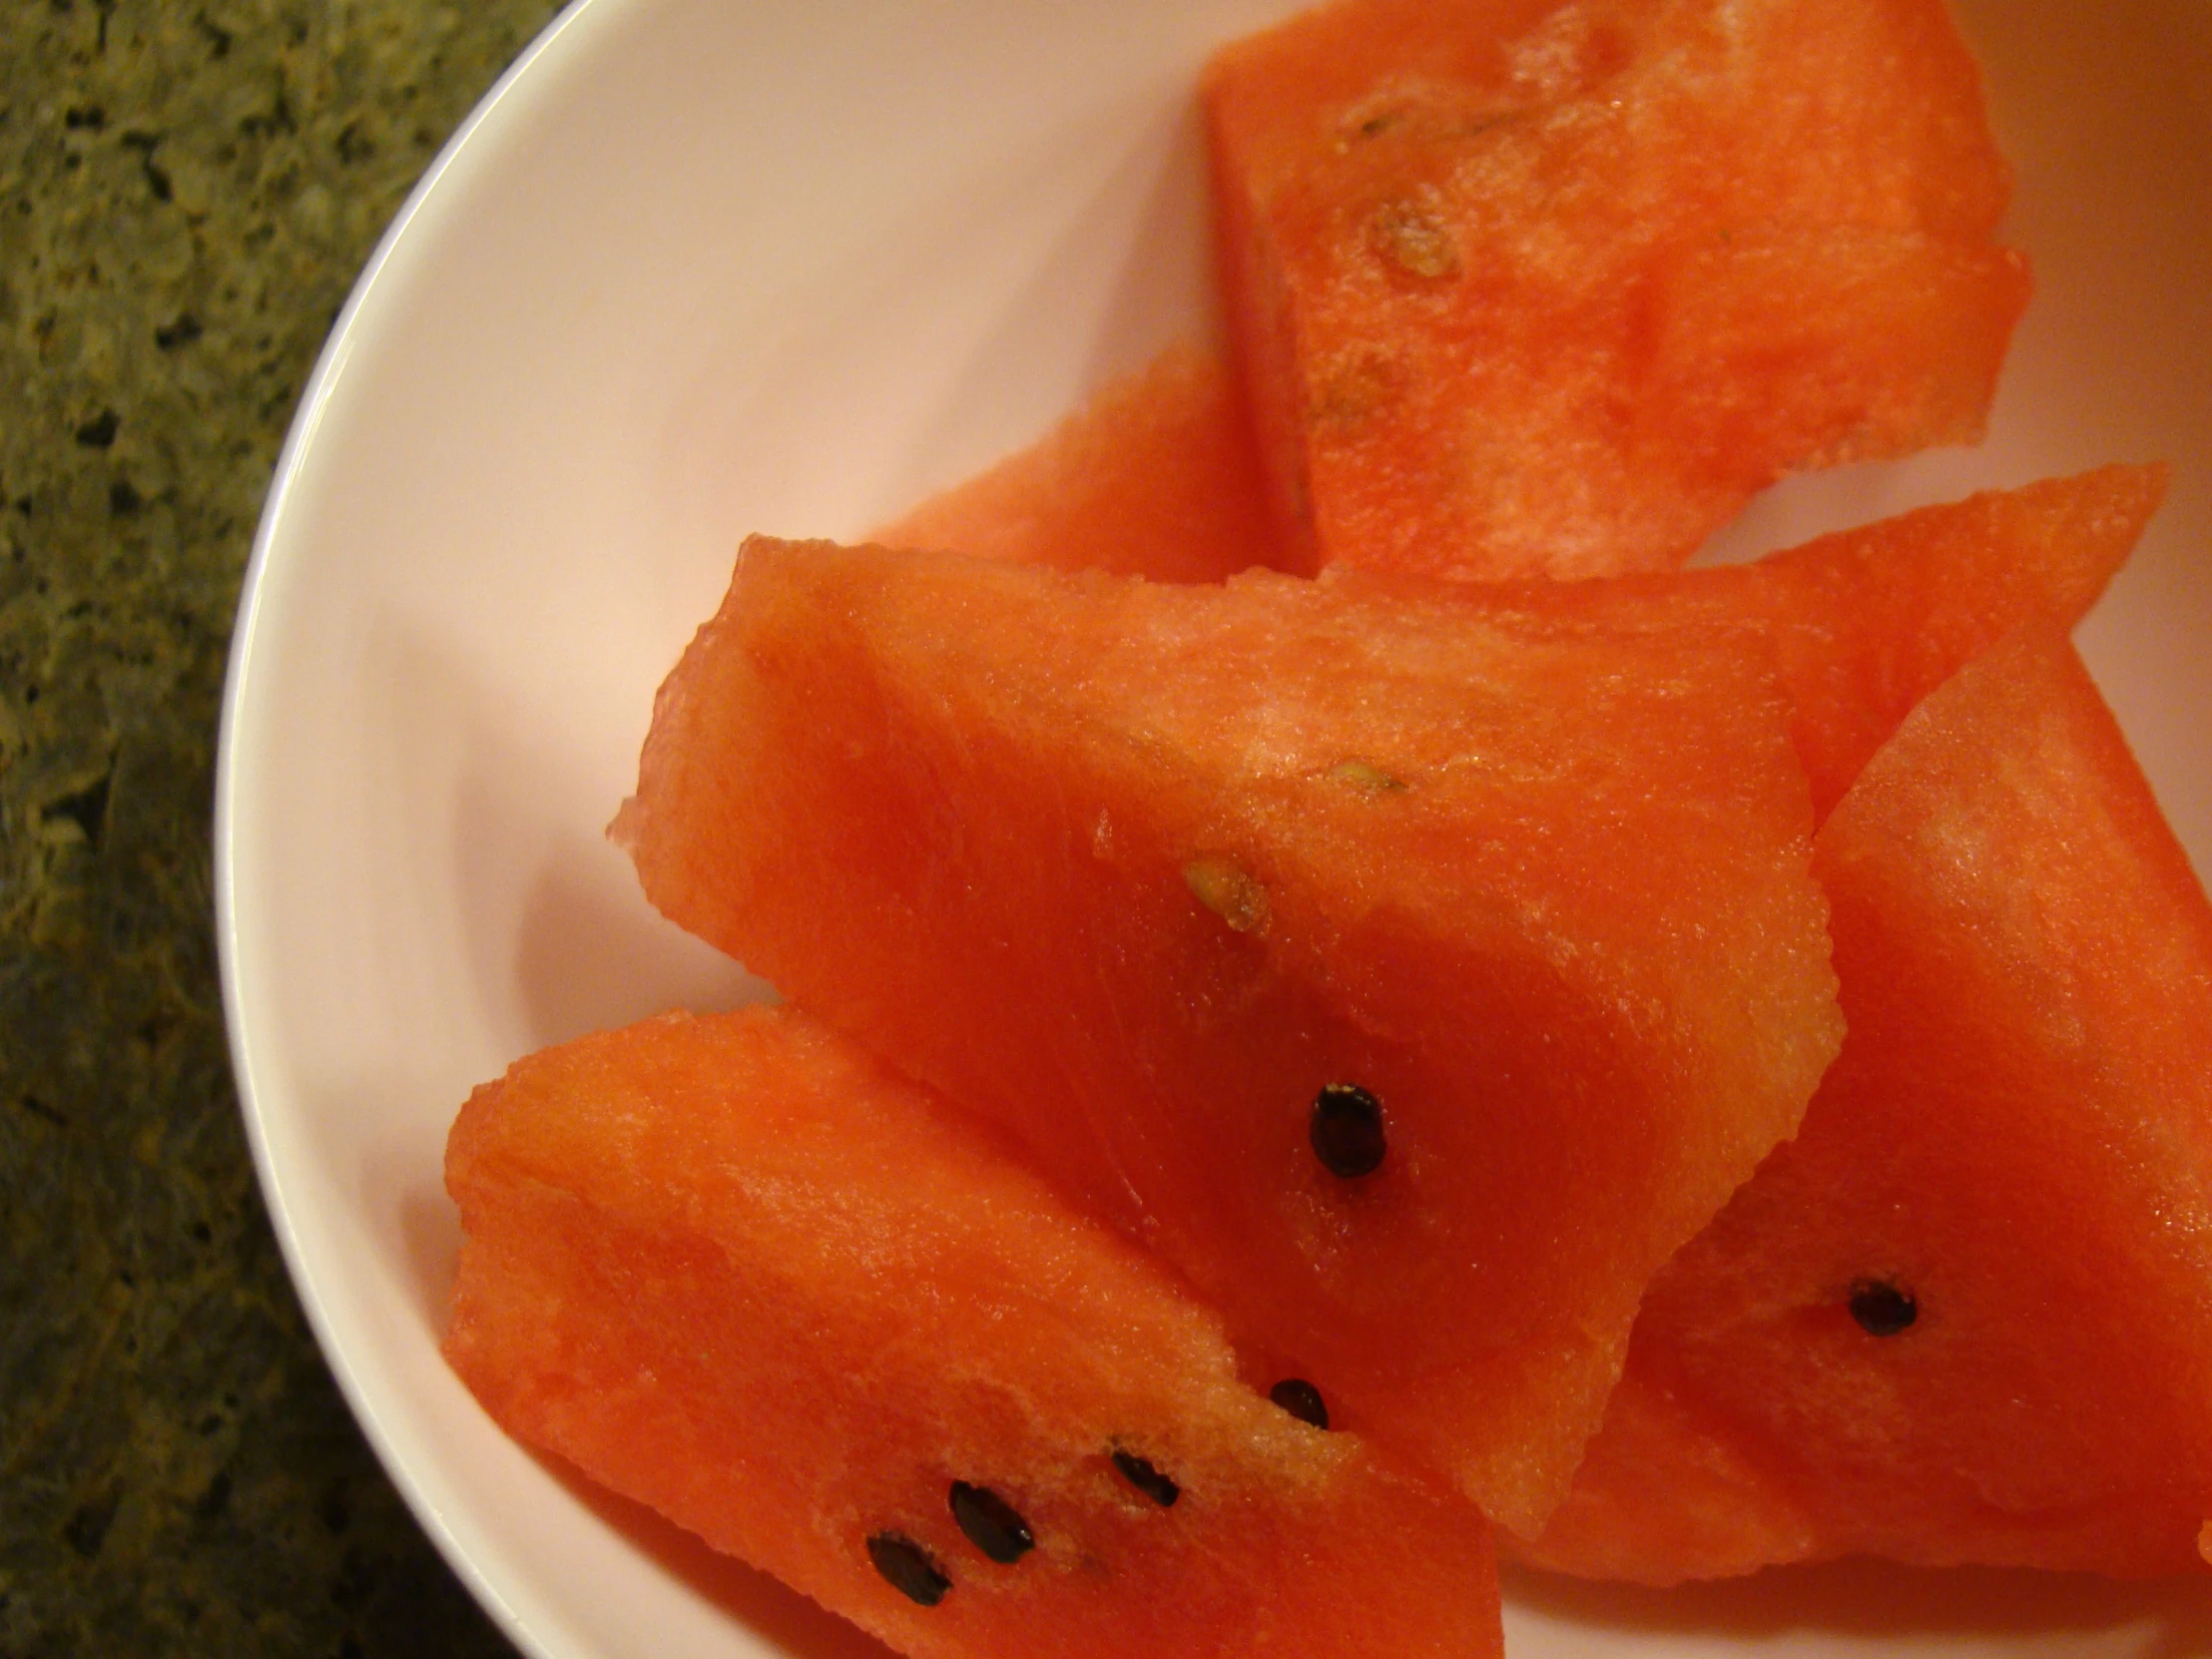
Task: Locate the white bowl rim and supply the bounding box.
[212,3,610,1648]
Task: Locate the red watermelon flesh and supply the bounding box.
[1516,622,2212,1579]
[872,342,1293,584]
[445,1005,1504,1659]
[1329,464,2167,821]
[1204,0,2029,580]
[613,539,1843,1536]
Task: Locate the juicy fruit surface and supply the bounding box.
[1332,464,2166,820]
[1678,466,2160,819]
[614,539,1844,1536]
[1518,624,2212,1580]
[1205,0,2028,579]
[445,1006,1503,1659]
[872,343,1291,583]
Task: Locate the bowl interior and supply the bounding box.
[217,1,2212,1654]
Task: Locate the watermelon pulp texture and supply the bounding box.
[1205,0,2028,580]
[445,1006,1504,1659]
[613,540,1844,1537]
[1518,623,2212,1580]
[868,333,2157,820]
[872,342,1291,584]
[1331,464,2166,821]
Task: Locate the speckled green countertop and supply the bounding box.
[3,4,563,1652]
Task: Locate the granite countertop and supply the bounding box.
[3,4,564,1652]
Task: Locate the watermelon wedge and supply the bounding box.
[614,540,1843,1535]
[1204,0,2029,579]
[1331,464,2167,819]
[445,1005,1504,1659]
[1517,622,2212,1579]
[872,342,1290,584]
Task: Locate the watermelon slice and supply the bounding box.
[614,540,1843,1535]
[445,1005,1504,1658]
[1330,464,2167,820]
[872,342,1290,583]
[1517,623,2212,1579]
[1204,0,2029,579]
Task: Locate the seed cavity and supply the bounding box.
[1847,1280,1918,1337]
[1111,1449,1181,1507]
[1184,855,1270,934]
[1328,760,1406,795]
[1269,1378,1331,1430]
[867,1533,950,1605]
[1337,108,1400,150]
[1371,199,1459,279]
[1311,1083,1387,1179]
[1312,346,1404,427]
[949,1481,1034,1563]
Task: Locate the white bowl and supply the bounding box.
[214,1,2212,1655]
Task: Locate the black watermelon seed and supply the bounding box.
[1269,1378,1330,1430]
[949,1482,1034,1563]
[1848,1280,1918,1337]
[866,1533,950,1605]
[1311,1083,1386,1178]
[1112,1450,1181,1507]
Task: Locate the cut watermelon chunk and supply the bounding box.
[445,1006,1503,1658]
[614,541,1843,1535]
[1204,0,2029,579]
[1517,623,2212,1579]
[872,343,1291,583]
[1331,464,2166,819]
